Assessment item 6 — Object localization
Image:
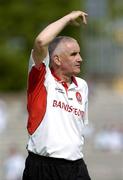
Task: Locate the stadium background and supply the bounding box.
[0,0,123,179]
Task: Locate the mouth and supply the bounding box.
[75,64,81,68]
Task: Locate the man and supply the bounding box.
[23,10,91,180]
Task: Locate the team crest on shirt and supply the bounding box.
[76,92,82,104]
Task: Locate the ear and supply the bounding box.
[53,55,61,66]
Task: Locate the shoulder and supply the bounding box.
[75,77,88,100]
[75,76,88,88]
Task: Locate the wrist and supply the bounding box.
[60,14,71,25]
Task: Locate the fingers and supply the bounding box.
[81,12,88,25]
[67,10,88,26]
[71,11,88,25]
[74,13,88,26]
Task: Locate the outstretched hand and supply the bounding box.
[67,10,88,26]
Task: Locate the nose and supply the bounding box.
[77,54,82,62]
[80,56,82,62]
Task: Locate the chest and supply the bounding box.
[45,79,86,112]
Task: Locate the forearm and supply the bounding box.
[33,15,70,65]
[35,15,70,47]
[33,10,87,65]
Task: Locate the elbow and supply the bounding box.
[33,36,48,61]
[35,36,46,50]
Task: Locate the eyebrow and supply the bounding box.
[70,51,80,56]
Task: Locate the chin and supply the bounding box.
[73,71,80,76]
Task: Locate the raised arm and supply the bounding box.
[33,10,88,66]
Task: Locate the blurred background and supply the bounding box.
[0,0,123,180]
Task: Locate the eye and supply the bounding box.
[71,52,77,56]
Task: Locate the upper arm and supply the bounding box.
[32,39,48,66]
[28,49,50,73]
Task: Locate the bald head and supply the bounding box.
[48,36,82,76]
[49,36,77,60]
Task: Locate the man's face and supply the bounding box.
[59,40,82,76]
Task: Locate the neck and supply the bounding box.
[57,72,72,83]
[51,68,72,85]
[59,74,72,87]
